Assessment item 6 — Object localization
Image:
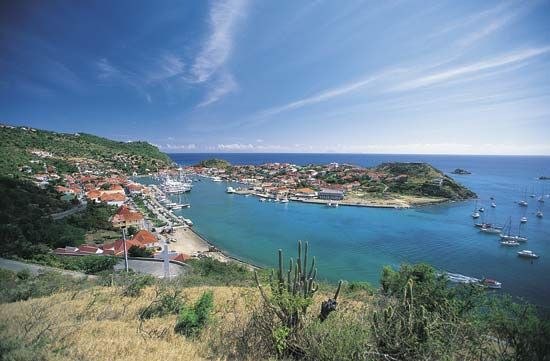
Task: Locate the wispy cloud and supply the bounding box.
[256,70,393,118]
[192,0,248,83]
[197,71,237,107]
[391,47,550,92]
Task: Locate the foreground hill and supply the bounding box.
[0,124,172,176]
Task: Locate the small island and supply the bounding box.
[191,160,476,208]
[451,168,471,175]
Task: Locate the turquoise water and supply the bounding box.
[141,154,550,306]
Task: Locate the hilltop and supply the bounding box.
[195,158,231,169]
[0,124,172,177]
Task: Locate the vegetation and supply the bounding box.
[128,245,153,257]
[0,177,117,258]
[0,125,172,177]
[1,254,549,360]
[26,254,118,274]
[376,162,477,200]
[196,158,231,169]
[174,290,214,337]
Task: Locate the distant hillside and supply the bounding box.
[196,159,231,169]
[375,162,476,200]
[0,125,172,176]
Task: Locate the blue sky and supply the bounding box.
[1,0,550,155]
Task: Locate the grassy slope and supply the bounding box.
[0,125,172,176]
[375,162,477,200]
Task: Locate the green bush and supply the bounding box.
[139,288,185,320]
[28,254,118,274]
[128,245,153,258]
[120,273,155,297]
[175,290,213,337]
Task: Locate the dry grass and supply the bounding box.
[0,285,262,361]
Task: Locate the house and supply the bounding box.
[100,192,126,207]
[293,187,317,198]
[111,205,144,229]
[102,239,143,256]
[318,189,344,201]
[54,245,103,255]
[86,190,102,202]
[132,230,158,248]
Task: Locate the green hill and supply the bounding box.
[0,124,172,176]
[375,162,476,200]
[196,158,231,169]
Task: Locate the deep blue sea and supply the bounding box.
[156,153,550,306]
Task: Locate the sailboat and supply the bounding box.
[518,188,528,207]
[471,200,480,219]
[536,209,544,218]
[500,217,527,243]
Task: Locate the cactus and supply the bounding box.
[254,240,342,328]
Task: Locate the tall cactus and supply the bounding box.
[254,240,343,328]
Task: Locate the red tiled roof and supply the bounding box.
[100,193,126,202]
[132,230,157,246]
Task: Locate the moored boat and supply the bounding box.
[226,186,235,194]
[517,250,539,259]
[500,240,520,246]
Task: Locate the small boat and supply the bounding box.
[481,278,502,289]
[226,186,235,194]
[274,198,280,203]
[491,202,496,208]
[479,207,485,213]
[538,196,545,203]
[518,200,528,207]
[536,210,543,218]
[327,201,339,208]
[181,203,191,208]
[281,198,289,203]
[171,204,183,210]
[500,240,520,247]
[517,250,539,259]
[471,200,480,218]
[212,176,222,182]
[480,226,501,234]
[259,198,266,202]
[474,222,501,229]
[520,216,527,223]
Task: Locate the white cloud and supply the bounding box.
[192,0,248,83]
[391,47,550,92]
[196,71,237,107]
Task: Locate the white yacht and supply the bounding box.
[500,217,527,242]
[536,210,543,218]
[500,240,520,247]
[161,178,192,193]
[517,250,539,259]
[518,200,528,207]
[472,211,480,219]
[212,176,222,182]
[226,186,236,194]
[259,198,266,202]
[480,226,501,234]
[520,216,527,223]
[281,198,289,203]
[327,201,339,208]
[491,202,496,208]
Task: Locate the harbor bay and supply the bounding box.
[142,153,550,306]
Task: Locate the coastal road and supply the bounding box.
[51,201,87,220]
[0,257,92,278]
[114,258,189,278]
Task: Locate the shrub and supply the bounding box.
[121,273,156,297]
[28,254,117,274]
[139,288,185,320]
[174,290,213,337]
[128,245,153,258]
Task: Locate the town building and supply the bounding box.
[318,189,345,200]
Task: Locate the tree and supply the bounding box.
[128,245,153,258]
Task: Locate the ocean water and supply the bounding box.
[155,154,550,306]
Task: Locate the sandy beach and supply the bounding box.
[168,226,259,269]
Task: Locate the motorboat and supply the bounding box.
[259,198,266,202]
[226,186,236,194]
[479,207,485,213]
[481,278,502,289]
[500,240,520,247]
[212,176,223,182]
[491,202,496,208]
[327,201,339,208]
[520,216,527,223]
[518,200,528,207]
[281,198,289,203]
[472,211,480,219]
[536,210,543,218]
[517,250,539,259]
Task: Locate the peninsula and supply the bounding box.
[189,159,476,208]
